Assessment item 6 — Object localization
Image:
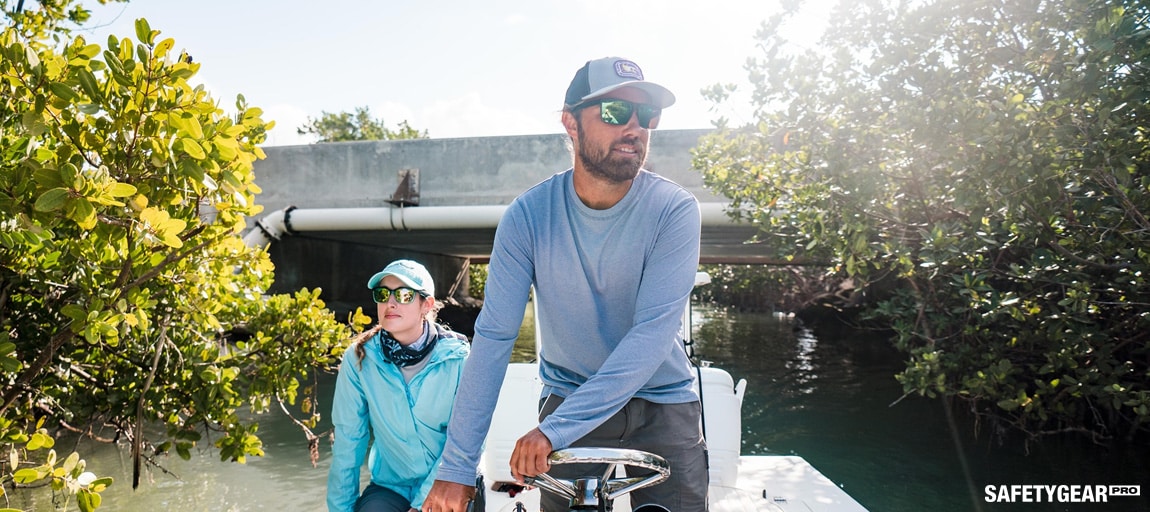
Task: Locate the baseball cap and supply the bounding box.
[366,259,435,296]
[563,57,676,109]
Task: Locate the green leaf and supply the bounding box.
[77,68,102,102]
[134,18,154,45]
[62,451,80,474]
[996,399,1019,412]
[90,476,113,490]
[37,432,55,448]
[13,468,44,484]
[34,188,70,212]
[77,489,101,512]
[61,304,87,323]
[178,138,206,160]
[140,207,187,247]
[48,82,79,101]
[78,43,101,59]
[170,113,204,139]
[155,38,175,56]
[71,198,98,230]
[60,162,80,188]
[24,45,40,68]
[107,182,137,197]
[90,474,113,487]
[31,167,66,189]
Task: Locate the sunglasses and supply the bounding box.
[372,286,424,304]
[575,99,661,129]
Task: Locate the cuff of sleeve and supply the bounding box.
[537,421,568,451]
[435,467,479,487]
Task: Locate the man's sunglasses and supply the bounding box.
[372,286,425,304]
[575,99,661,129]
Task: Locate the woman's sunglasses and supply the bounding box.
[575,99,661,129]
[372,286,424,304]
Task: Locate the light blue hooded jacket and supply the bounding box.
[326,323,469,511]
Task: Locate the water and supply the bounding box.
[688,307,1150,512]
[16,306,1149,511]
[12,400,335,511]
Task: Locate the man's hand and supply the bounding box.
[510,427,553,483]
[421,480,474,512]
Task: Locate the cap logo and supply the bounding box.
[613,60,644,81]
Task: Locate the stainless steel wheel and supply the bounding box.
[525,447,670,508]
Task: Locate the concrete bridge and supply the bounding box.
[247,128,769,318]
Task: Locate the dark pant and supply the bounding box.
[537,395,709,511]
[354,479,485,512]
[354,483,410,512]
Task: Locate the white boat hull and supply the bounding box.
[479,363,867,511]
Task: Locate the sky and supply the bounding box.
[76,0,830,146]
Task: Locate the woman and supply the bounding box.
[327,259,470,512]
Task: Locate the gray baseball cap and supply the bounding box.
[563,57,675,109]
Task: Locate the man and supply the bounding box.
[423,57,706,511]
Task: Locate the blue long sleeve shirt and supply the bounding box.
[436,169,702,486]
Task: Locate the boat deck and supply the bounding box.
[482,455,868,511]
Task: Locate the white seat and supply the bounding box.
[481,362,544,485]
[696,366,747,487]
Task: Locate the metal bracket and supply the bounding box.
[388,168,420,207]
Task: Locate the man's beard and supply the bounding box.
[576,120,646,183]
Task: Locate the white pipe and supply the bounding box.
[244,202,741,247]
[290,205,507,231]
[243,207,287,248]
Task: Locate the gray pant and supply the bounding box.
[537,395,709,511]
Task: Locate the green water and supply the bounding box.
[689,307,1150,512]
[13,306,1149,511]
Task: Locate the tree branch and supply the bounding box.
[134,314,171,489]
[0,328,76,416]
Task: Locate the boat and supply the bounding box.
[475,273,870,511]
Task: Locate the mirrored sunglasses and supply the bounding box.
[372,286,423,304]
[578,99,661,129]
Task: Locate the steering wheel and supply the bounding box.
[524,447,670,508]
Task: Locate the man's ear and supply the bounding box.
[561,110,579,139]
